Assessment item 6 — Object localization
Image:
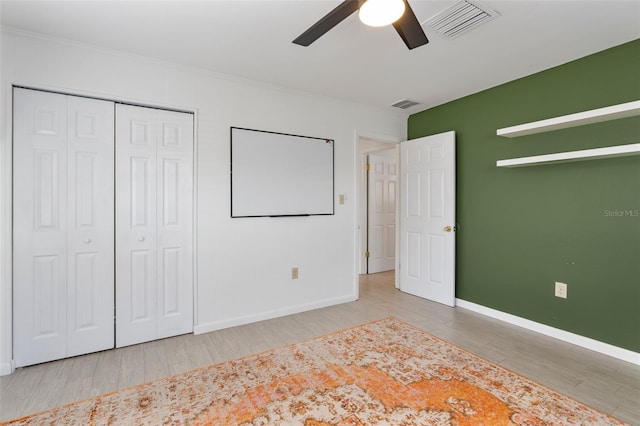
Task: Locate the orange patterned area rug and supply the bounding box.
[7,317,625,425]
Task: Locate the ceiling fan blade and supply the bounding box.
[392,0,429,50]
[293,0,360,47]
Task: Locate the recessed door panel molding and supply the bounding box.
[400,131,456,307]
[387,180,396,213]
[370,226,384,256]
[406,232,422,279]
[72,252,97,330]
[162,158,181,226]
[388,224,396,258]
[34,149,60,230]
[130,156,152,228]
[374,180,384,213]
[131,120,153,145]
[428,169,445,219]
[13,88,114,367]
[428,143,445,161]
[75,112,98,139]
[406,145,421,164]
[74,152,96,227]
[162,247,181,316]
[130,250,153,322]
[428,234,445,284]
[35,108,60,135]
[406,171,421,217]
[161,122,181,147]
[116,104,193,348]
[33,255,62,337]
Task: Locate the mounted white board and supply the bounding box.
[231,127,334,217]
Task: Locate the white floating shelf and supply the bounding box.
[497,143,640,168]
[497,100,640,138]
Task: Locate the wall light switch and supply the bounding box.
[339,194,345,205]
[291,267,299,279]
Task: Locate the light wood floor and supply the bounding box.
[1,271,639,422]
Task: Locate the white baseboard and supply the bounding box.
[456,299,640,366]
[0,359,15,376]
[194,294,357,335]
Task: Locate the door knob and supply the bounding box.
[83,237,92,244]
[444,226,453,232]
[138,236,145,242]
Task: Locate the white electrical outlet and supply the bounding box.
[555,282,568,299]
[291,267,299,279]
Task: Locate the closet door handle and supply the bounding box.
[83,238,92,244]
[138,236,145,242]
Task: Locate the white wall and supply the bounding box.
[0,28,407,374]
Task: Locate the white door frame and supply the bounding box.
[0,83,199,375]
[354,133,402,294]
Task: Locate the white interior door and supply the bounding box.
[115,105,157,347]
[13,88,114,367]
[13,89,68,367]
[367,150,397,273]
[399,131,456,306]
[155,110,194,339]
[66,96,115,357]
[115,104,193,347]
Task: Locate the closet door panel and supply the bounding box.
[13,88,68,367]
[156,111,193,339]
[66,96,115,356]
[115,106,193,347]
[115,104,158,347]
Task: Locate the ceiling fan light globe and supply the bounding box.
[359,0,406,27]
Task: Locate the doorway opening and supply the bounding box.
[357,137,399,280]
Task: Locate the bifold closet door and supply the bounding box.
[13,88,115,367]
[115,104,194,348]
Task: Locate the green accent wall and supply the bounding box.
[408,40,640,353]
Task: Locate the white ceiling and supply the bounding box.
[1,0,639,113]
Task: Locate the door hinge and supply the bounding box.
[365,163,370,171]
[365,251,370,258]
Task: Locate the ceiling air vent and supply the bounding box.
[423,0,499,39]
[391,99,420,109]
